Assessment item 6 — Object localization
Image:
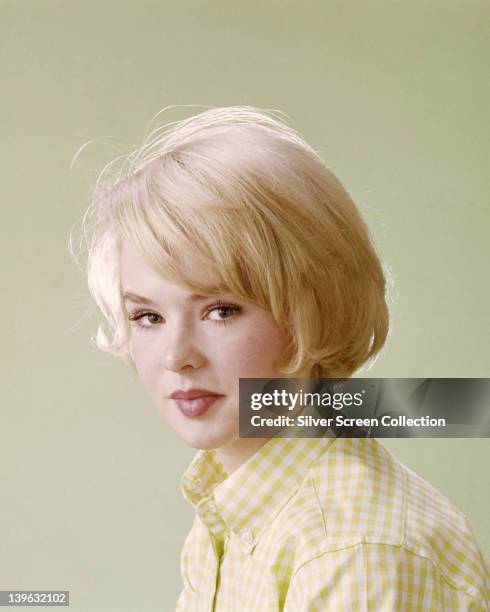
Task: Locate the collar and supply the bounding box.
[180,437,336,554]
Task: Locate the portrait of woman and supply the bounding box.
[2,3,489,610]
[78,106,489,610]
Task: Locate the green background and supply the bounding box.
[1,1,488,610]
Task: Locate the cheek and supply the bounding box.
[226,326,287,375]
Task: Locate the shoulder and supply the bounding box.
[284,541,489,611]
[283,438,488,604]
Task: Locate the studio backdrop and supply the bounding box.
[1,2,488,611]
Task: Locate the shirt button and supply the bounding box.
[208,501,217,512]
[240,528,253,544]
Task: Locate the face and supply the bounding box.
[119,240,292,456]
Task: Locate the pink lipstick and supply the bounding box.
[170,389,224,418]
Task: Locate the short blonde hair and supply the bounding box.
[74,106,390,378]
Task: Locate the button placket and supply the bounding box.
[239,527,254,552]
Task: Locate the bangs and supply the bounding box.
[111,152,290,323]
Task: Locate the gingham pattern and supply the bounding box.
[175,438,489,611]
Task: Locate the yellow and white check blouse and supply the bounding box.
[175,437,489,611]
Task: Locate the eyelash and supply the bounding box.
[127,300,242,331]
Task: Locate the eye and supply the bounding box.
[127,310,163,330]
[205,302,241,324]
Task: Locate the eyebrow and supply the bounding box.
[122,290,217,305]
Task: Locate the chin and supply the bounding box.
[178,431,232,451]
[181,435,214,450]
[186,441,217,450]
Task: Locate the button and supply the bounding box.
[240,528,253,544]
[208,501,217,512]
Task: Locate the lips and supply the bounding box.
[170,389,224,418]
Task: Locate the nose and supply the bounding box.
[161,319,205,372]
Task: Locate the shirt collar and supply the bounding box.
[180,436,336,553]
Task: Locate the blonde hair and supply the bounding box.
[73,106,390,378]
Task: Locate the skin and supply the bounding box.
[119,240,307,475]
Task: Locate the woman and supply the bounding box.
[77,107,488,610]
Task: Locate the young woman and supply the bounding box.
[77,107,488,610]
